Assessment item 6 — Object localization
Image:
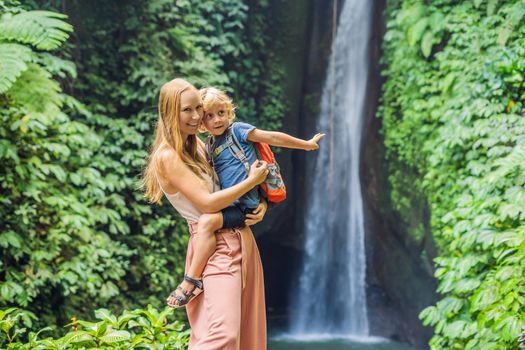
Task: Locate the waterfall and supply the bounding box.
[289,0,372,337]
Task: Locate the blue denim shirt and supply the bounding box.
[211,122,260,211]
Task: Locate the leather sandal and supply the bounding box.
[167,274,204,309]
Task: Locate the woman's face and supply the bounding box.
[178,89,203,137]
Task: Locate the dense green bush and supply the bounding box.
[0,306,188,349]
[0,2,135,328]
[380,0,525,348]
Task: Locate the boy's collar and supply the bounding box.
[211,124,231,142]
[211,132,226,144]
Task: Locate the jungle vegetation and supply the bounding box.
[380,0,525,348]
[1,0,286,347]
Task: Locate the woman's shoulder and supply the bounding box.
[154,146,187,194]
[155,145,182,173]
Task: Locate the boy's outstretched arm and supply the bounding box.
[247,129,325,151]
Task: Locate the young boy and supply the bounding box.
[169,87,324,308]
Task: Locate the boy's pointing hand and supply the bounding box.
[307,133,326,151]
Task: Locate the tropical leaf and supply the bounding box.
[37,52,77,79]
[428,11,445,34]
[68,331,93,343]
[396,3,426,27]
[27,326,53,343]
[497,2,525,46]
[94,308,118,327]
[117,311,138,328]
[58,330,92,347]
[487,0,499,16]
[0,11,72,50]
[0,231,23,248]
[0,43,32,93]
[0,308,17,321]
[420,306,440,326]
[421,30,434,58]
[7,63,62,113]
[100,330,131,343]
[407,17,429,46]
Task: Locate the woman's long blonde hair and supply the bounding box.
[143,78,212,204]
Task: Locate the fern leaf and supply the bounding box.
[37,52,77,79]
[7,63,62,114]
[0,10,73,50]
[0,43,32,93]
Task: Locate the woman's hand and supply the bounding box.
[247,160,268,185]
[245,199,268,226]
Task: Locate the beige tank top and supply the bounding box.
[158,172,218,223]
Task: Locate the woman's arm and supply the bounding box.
[156,148,268,213]
[247,129,325,151]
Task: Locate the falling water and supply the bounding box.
[289,0,372,337]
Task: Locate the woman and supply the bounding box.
[143,78,268,350]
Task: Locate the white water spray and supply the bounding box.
[289,0,372,337]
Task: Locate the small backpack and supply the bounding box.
[206,124,287,203]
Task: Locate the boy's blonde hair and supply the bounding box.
[199,87,236,123]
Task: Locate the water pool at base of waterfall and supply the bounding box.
[269,334,415,350]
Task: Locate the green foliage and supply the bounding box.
[380,0,525,348]
[0,43,31,93]
[0,3,136,330]
[0,10,72,50]
[49,0,288,320]
[1,0,288,334]
[0,7,72,93]
[67,0,286,128]
[0,306,189,349]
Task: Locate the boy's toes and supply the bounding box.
[167,292,183,308]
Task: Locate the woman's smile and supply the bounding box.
[178,89,204,136]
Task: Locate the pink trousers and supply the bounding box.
[185,223,267,350]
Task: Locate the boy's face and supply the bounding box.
[202,103,230,136]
